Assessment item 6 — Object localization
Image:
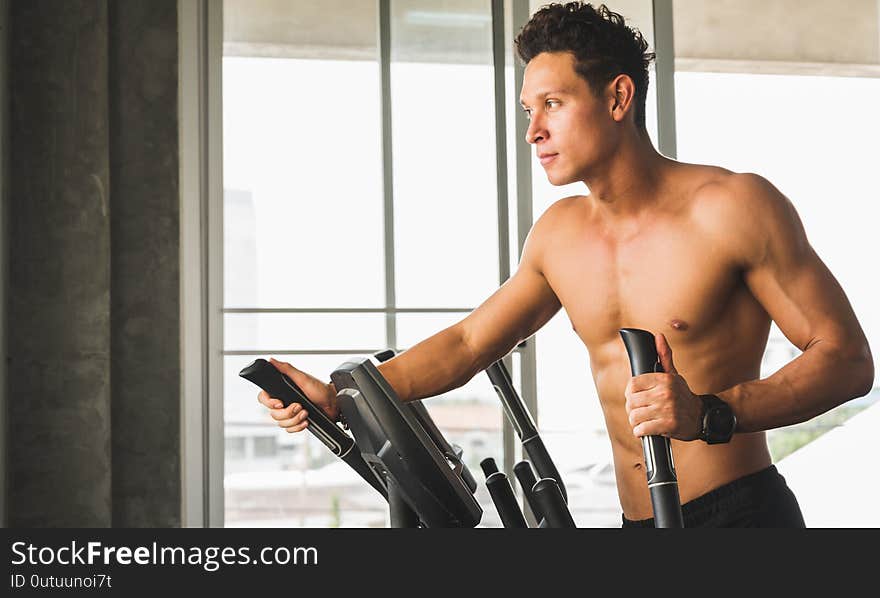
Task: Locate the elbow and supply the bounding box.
[855,356,875,398]
[457,323,489,381]
[849,341,875,399]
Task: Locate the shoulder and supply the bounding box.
[529,194,587,237]
[691,171,790,216]
[687,170,806,267]
[520,194,588,266]
[689,168,794,227]
[538,194,587,219]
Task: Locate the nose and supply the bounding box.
[525,114,547,145]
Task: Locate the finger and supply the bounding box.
[270,358,320,399]
[627,405,657,428]
[277,410,310,428]
[286,421,309,433]
[629,372,665,393]
[269,357,304,383]
[269,404,297,421]
[257,391,286,410]
[655,333,678,375]
[626,389,656,412]
[633,419,668,438]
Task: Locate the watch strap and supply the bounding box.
[699,393,734,443]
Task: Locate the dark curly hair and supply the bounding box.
[515,2,655,133]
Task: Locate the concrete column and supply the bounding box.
[8,0,112,527]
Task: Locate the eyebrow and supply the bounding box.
[519,88,574,107]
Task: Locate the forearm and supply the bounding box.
[718,339,874,433]
[375,324,484,403]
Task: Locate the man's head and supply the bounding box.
[515,3,655,184]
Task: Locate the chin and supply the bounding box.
[546,171,578,187]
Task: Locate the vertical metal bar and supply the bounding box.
[178,0,207,528]
[490,0,518,496]
[509,0,540,516]
[493,0,510,286]
[652,0,677,158]
[206,0,226,529]
[378,0,397,350]
[512,0,532,263]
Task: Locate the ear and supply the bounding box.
[607,74,636,124]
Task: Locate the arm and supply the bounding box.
[270,207,563,431]
[377,208,563,403]
[714,174,874,432]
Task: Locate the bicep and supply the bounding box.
[736,177,863,352]
[746,240,859,352]
[460,263,562,363]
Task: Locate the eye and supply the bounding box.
[521,107,532,120]
[546,99,560,108]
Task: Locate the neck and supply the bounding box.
[582,130,673,220]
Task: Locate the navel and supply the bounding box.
[668,318,689,331]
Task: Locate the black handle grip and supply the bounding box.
[522,436,567,503]
[481,457,500,477]
[513,460,544,525]
[238,358,387,498]
[486,472,528,528]
[531,479,576,528]
[619,329,684,528]
[648,478,684,529]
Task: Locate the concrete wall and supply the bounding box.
[227,0,880,72]
[5,0,179,527]
[8,0,113,528]
[673,0,879,65]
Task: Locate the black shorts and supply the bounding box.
[621,465,806,528]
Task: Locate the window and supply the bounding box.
[222,0,387,528]
[222,0,506,528]
[225,437,246,461]
[253,436,278,459]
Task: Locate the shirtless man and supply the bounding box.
[257,3,874,527]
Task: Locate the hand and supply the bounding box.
[256,358,339,434]
[624,333,703,441]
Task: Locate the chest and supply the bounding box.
[542,218,741,350]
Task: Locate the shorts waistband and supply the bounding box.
[622,465,782,528]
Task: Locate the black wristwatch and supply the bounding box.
[698,394,736,444]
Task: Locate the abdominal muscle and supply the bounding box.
[609,425,772,520]
[590,337,773,521]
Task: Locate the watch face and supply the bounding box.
[707,406,736,440]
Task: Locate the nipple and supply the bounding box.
[669,318,689,331]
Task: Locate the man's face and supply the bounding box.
[520,52,619,185]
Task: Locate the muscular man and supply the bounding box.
[258,3,874,527]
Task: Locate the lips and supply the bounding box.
[538,153,558,165]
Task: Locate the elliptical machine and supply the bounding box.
[239,327,684,528]
[240,351,567,527]
[240,351,483,527]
